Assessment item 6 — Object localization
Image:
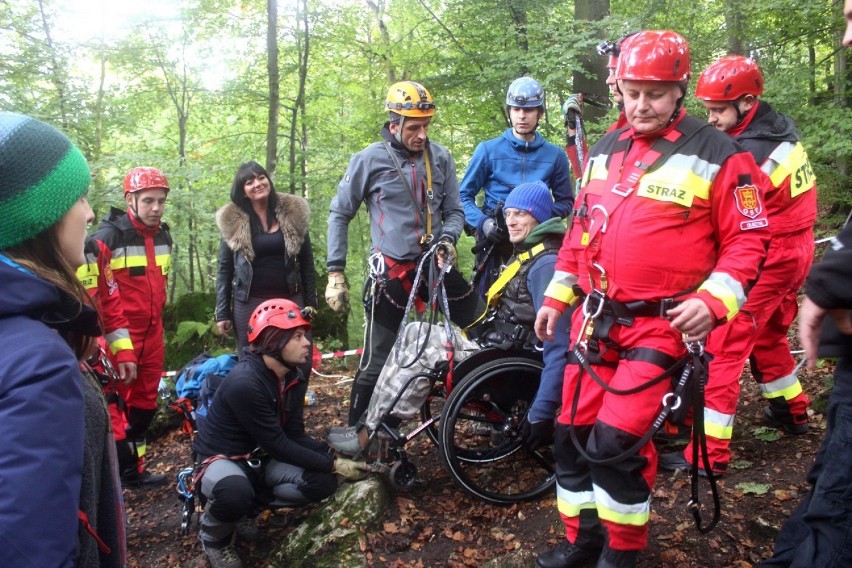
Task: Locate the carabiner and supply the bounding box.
[589,204,609,233]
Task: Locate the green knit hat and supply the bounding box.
[0,112,92,250]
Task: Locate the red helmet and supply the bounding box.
[123,166,170,195]
[616,30,690,84]
[247,299,311,344]
[695,55,764,101]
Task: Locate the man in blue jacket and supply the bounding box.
[459,77,573,296]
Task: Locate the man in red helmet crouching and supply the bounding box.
[533,31,770,567]
[192,299,368,568]
[92,166,173,487]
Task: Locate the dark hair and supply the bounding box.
[230,161,279,232]
[4,225,96,360]
[250,326,297,365]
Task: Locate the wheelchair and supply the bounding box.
[365,345,555,505]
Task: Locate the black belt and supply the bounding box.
[567,346,679,370]
[605,297,680,326]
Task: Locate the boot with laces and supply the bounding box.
[201,539,244,568]
[536,540,600,568]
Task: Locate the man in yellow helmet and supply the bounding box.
[325,81,483,426]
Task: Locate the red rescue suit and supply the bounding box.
[542,111,770,551]
[93,207,172,412]
[77,237,136,440]
[685,101,817,471]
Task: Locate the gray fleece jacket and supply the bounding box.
[327,123,464,271]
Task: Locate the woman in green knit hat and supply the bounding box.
[0,111,125,567]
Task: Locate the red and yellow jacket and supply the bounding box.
[729,101,817,237]
[92,207,172,339]
[545,110,771,326]
[76,237,136,365]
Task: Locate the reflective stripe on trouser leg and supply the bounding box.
[554,423,605,551]
[687,407,734,473]
[591,323,683,551]
[749,233,813,422]
[696,309,755,472]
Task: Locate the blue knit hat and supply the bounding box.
[504,181,553,223]
[0,112,91,249]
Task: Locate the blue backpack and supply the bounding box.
[174,352,238,401]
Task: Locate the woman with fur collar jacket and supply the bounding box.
[215,161,317,355]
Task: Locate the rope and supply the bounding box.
[357,252,386,372]
[575,113,585,180]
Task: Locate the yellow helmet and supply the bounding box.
[385,81,436,117]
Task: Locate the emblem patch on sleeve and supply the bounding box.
[734,185,763,218]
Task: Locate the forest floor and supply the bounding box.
[124,355,834,568]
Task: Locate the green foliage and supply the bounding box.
[162,291,228,370]
[752,426,783,442]
[736,481,771,495]
[3,0,849,352]
[729,459,754,470]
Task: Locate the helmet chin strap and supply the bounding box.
[127,195,143,223]
[394,115,405,144]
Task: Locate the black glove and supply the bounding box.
[523,418,555,451]
[436,237,458,269]
[481,218,508,243]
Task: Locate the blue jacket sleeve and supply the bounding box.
[459,142,491,230]
[0,328,83,568]
[526,255,572,422]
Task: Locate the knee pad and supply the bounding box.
[208,475,254,522]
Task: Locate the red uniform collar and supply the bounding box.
[127,208,162,237]
[727,102,760,137]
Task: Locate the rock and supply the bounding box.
[483,549,540,567]
[269,476,390,567]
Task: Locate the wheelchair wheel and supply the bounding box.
[420,383,446,447]
[439,356,555,504]
[390,460,418,490]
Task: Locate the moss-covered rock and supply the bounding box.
[269,477,389,567]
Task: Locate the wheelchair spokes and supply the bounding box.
[439,356,555,504]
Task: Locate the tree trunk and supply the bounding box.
[266,0,280,177]
[724,0,745,55]
[835,28,848,176]
[508,1,529,58]
[288,0,309,195]
[573,0,610,122]
[36,0,68,128]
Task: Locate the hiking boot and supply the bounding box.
[596,548,638,568]
[201,539,243,568]
[763,406,809,435]
[121,468,168,488]
[657,452,714,478]
[536,540,600,568]
[327,426,358,445]
[235,517,261,543]
[327,428,363,455]
[328,425,350,437]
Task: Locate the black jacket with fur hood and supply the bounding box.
[215,193,316,323]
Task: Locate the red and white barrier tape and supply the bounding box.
[161,347,363,378]
[320,348,363,360]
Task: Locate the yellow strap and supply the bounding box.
[423,148,433,238]
[464,243,546,330]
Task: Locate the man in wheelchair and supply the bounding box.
[328,181,572,457]
[192,299,369,568]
